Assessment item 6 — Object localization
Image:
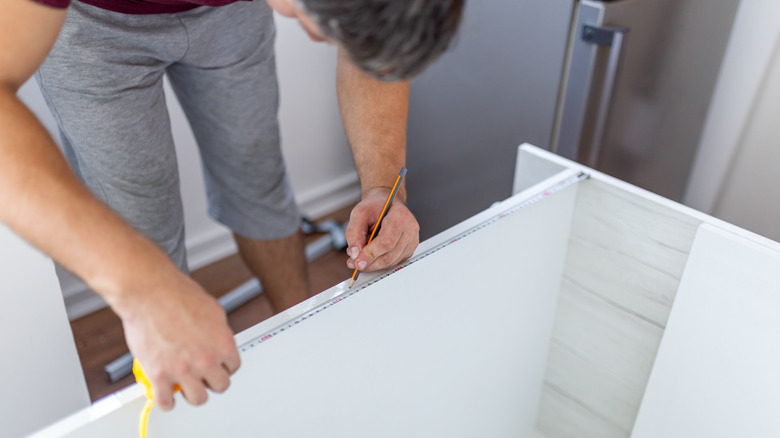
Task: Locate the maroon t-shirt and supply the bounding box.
[32,0,248,14]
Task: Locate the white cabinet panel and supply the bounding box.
[0,225,89,437]
[632,224,780,437]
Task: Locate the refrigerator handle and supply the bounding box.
[582,24,629,167]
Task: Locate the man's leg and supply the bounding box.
[36,2,194,277]
[234,231,310,312]
[166,1,309,313]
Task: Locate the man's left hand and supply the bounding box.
[345,188,419,273]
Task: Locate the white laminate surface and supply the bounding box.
[33,176,579,438]
[0,224,89,438]
[632,224,780,437]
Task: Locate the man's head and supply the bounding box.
[266,0,465,81]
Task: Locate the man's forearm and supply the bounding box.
[0,89,173,310]
[336,50,410,200]
[337,49,419,274]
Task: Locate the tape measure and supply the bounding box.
[133,359,182,438]
[238,171,588,354]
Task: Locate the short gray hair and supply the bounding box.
[299,0,465,81]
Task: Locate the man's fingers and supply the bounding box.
[362,221,402,269]
[151,375,176,411]
[179,375,209,407]
[348,225,417,270]
[222,351,241,376]
[197,340,240,395]
[204,366,232,394]
[382,226,417,269]
[215,335,241,375]
[149,354,237,409]
[358,206,419,270]
[363,224,412,271]
[400,235,419,263]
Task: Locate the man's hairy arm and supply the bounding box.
[337,49,420,273]
[0,0,239,410]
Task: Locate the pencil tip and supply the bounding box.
[348,278,355,288]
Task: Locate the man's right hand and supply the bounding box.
[116,269,240,411]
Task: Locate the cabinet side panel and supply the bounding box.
[0,225,90,437]
[45,183,580,438]
[632,225,780,438]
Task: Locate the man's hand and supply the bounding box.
[345,188,419,273]
[116,268,240,411]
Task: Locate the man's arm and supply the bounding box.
[1,0,239,410]
[337,49,420,273]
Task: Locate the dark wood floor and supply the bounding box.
[70,205,354,401]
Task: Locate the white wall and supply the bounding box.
[712,38,780,242]
[684,0,780,242]
[15,13,358,319]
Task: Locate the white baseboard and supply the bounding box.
[58,266,105,321]
[63,173,361,321]
[185,226,238,272]
[63,289,107,321]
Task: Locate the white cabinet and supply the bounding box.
[31,145,780,438]
[0,225,89,438]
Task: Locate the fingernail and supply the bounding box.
[347,260,355,269]
[348,247,359,259]
[357,260,368,270]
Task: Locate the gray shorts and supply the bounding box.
[36,0,300,273]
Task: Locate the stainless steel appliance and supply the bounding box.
[406,0,740,239]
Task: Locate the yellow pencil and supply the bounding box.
[348,167,407,288]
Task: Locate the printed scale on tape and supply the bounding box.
[239,171,589,354]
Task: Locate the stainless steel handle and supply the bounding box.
[582,24,629,167]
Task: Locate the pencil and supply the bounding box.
[348,167,407,288]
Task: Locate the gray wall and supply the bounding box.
[407,0,576,239]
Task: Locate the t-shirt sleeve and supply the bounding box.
[30,0,70,8]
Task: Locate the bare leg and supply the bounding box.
[233,230,310,313]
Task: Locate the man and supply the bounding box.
[0,0,463,411]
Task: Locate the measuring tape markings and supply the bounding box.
[239,171,589,354]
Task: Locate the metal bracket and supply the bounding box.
[582,24,627,47]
